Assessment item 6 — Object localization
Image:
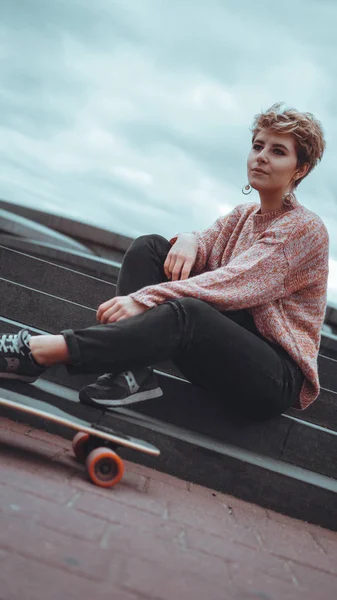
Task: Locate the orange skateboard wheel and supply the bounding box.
[86,447,124,488]
[72,431,90,462]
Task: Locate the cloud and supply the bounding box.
[1,0,337,299]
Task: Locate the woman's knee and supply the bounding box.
[170,297,214,327]
[128,234,170,254]
[175,297,212,314]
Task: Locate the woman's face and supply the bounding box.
[247,128,302,193]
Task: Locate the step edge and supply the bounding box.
[1,379,336,494]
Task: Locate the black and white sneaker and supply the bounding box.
[79,367,163,408]
[0,329,45,382]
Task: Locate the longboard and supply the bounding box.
[0,396,160,488]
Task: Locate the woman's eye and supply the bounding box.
[252,144,284,155]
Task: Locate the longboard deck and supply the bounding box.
[0,396,160,457]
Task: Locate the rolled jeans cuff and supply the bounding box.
[61,329,83,371]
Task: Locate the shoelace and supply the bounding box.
[102,373,118,381]
[103,370,132,380]
[0,334,22,355]
[102,367,151,381]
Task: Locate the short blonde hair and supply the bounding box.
[251,102,326,187]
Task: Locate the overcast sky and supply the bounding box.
[2,0,337,302]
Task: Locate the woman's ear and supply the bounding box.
[296,163,310,180]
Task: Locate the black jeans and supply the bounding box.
[62,234,304,420]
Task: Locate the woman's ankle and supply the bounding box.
[29,334,71,367]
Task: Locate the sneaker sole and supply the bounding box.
[0,373,39,383]
[81,386,164,408]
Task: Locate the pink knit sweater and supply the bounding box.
[130,196,329,410]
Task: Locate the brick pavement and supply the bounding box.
[0,416,336,600]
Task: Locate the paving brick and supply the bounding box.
[186,511,261,549]
[266,507,337,541]
[0,416,32,435]
[0,483,108,542]
[309,530,337,556]
[148,478,239,518]
[70,469,168,518]
[287,561,337,600]
[0,426,63,457]
[0,514,114,581]
[100,521,186,564]
[1,418,337,600]
[228,565,300,600]
[301,522,337,543]
[0,428,78,484]
[185,530,293,584]
[187,482,270,520]
[184,525,261,558]
[256,519,337,574]
[229,499,270,527]
[118,554,233,600]
[166,499,242,537]
[126,461,189,490]
[0,552,137,600]
[27,427,72,449]
[0,461,76,504]
[74,489,170,529]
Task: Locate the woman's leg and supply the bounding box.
[0,234,172,391]
[170,301,304,420]
[77,233,174,404]
[116,234,171,296]
[28,296,303,419]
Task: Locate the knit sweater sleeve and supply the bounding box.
[130,215,329,312]
[169,205,243,275]
[190,216,224,275]
[130,230,289,311]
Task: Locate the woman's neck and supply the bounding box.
[258,189,293,214]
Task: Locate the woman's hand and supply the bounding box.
[97,296,148,324]
[164,233,198,281]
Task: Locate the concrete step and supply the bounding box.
[0,273,192,381]
[320,331,337,361]
[0,244,116,308]
[0,247,337,390]
[287,388,337,431]
[0,198,133,252]
[0,209,91,253]
[1,273,337,434]
[2,236,337,358]
[1,317,337,482]
[0,239,122,280]
[3,243,337,382]
[3,227,337,351]
[0,278,96,332]
[0,379,336,532]
[2,247,337,436]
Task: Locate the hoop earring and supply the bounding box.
[282,191,296,206]
[242,184,252,195]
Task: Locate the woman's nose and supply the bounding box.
[257,151,268,163]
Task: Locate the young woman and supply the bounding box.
[0,103,329,421]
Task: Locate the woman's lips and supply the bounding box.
[252,168,268,174]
